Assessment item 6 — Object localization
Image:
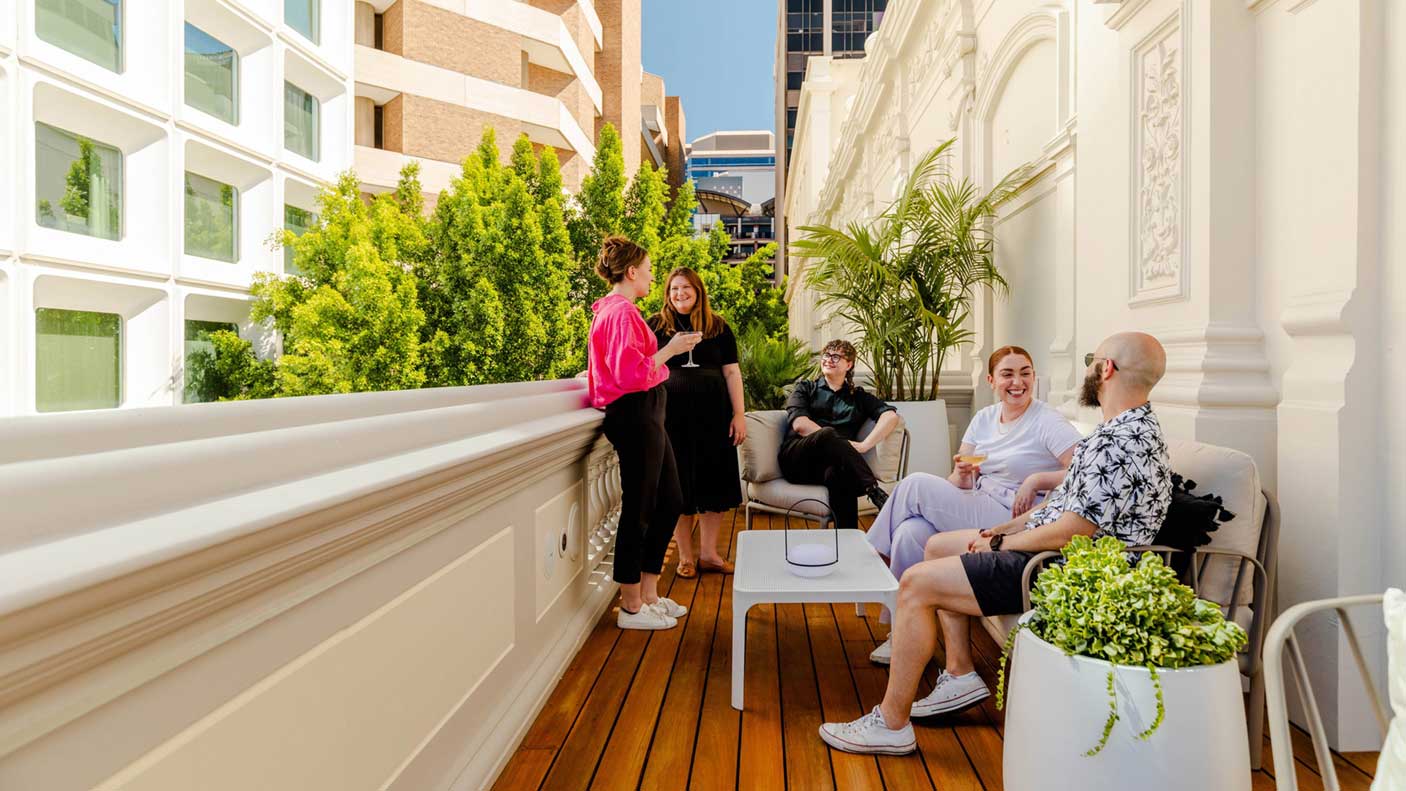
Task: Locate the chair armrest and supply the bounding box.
[1019,551,1063,611]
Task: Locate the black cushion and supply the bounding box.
[1152,473,1236,578]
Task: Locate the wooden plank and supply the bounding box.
[519,614,623,750]
[804,603,885,791]
[540,546,683,791]
[491,613,620,791]
[1340,752,1381,778]
[1286,723,1375,790]
[737,602,787,791]
[491,748,557,791]
[589,571,701,791]
[776,601,837,791]
[689,513,742,791]
[834,601,936,790]
[637,570,725,788]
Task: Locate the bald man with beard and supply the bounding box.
[818,332,1174,756]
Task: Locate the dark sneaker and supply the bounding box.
[867,486,890,512]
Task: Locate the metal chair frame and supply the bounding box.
[1263,594,1390,791]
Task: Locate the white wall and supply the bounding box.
[0,0,354,416]
[785,0,1403,750]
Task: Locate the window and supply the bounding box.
[283,204,317,274]
[286,0,319,45]
[183,319,238,403]
[284,82,320,161]
[787,71,803,91]
[36,0,122,72]
[35,122,122,240]
[185,171,238,262]
[36,307,121,412]
[184,23,238,124]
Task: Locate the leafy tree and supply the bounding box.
[622,161,668,253]
[266,170,433,395]
[567,123,626,307]
[419,132,579,384]
[661,178,698,241]
[185,330,277,401]
[194,168,437,398]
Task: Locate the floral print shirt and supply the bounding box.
[1024,403,1172,546]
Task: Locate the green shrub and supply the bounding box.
[737,325,815,411]
[997,535,1248,756]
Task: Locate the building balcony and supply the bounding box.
[362,0,603,114]
[353,44,595,161]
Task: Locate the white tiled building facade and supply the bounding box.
[0,1,353,416]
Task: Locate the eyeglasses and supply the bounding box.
[821,352,849,363]
[1084,353,1117,371]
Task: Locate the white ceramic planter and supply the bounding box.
[1003,622,1250,791]
[890,399,950,477]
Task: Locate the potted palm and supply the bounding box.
[997,536,1251,791]
[788,138,1030,475]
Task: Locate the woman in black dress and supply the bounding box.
[648,267,745,578]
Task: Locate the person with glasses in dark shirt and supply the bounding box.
[781,339,901,531]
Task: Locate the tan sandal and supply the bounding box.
[676,560,697,579]
[699,558,734,574]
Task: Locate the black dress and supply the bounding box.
[651,315,743,514]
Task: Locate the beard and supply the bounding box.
[1078,365,1102,408]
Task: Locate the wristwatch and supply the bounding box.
[989,533,1005,551]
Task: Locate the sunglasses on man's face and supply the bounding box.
[1084,353,1117,371]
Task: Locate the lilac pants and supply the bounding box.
[865,474,1014,620]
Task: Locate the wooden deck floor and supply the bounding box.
[494,510,1379,791]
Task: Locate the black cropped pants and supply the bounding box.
[603,384,683,585]
[778,427,877,532]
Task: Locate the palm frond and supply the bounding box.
[790,137,1033,400]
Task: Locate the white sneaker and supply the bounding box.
[648,597,688,618]
[910,671,990,718]
[869,638,892,665]
[618,606,677,631]
[818,706,916,755]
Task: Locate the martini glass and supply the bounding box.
[681,331,701,368]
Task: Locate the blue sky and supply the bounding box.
[642,0,776,142]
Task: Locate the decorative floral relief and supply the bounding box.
[1135,30,1183,294]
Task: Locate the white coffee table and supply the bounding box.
[731,528,899,710]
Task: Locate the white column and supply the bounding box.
[1270,0,1386,751]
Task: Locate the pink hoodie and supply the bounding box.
[588,293,669,408]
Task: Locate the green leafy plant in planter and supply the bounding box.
[789,138,1031,401]
[996,535,1248,756]
[737,324,816,410]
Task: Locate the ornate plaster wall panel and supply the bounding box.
[1129,12,1188,305]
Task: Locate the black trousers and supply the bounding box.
[603,384,683,585]
[778,427,877,531]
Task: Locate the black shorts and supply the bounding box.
[960,550,1037,616]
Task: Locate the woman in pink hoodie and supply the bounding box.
[590,236,702,630]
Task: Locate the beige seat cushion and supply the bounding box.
[747,479,832,517]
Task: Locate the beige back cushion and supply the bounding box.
[1164,438,1266,606]
[738,409,906,484]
